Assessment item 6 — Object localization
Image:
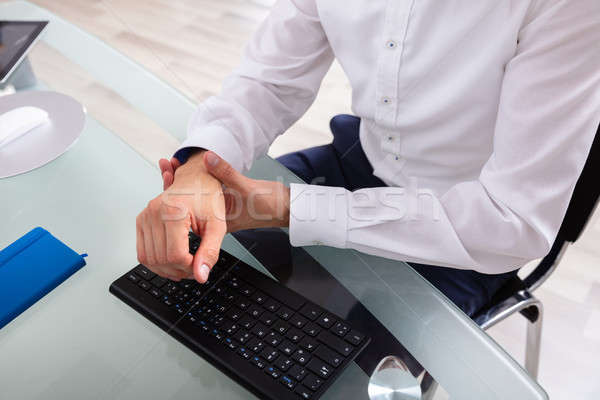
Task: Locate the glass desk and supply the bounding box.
[0,2,548,399]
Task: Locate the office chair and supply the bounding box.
[472,123,600,379]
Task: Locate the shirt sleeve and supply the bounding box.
[289,0,600,274]
[175,0,334,171]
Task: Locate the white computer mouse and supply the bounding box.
[0,106,49,148]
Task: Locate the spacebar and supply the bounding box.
[233,264,306,311]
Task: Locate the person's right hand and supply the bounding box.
[136,151,227,283]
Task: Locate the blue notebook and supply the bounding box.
[0,227,87,329]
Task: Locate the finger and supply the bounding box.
[150,206,168,266]
[136,214,147,265]
[142,212,157,267]
[193,219,226,283]
[147,264,179,280]
[164,204,194,273]
[159,158,173,175]
[170,157,181,170]
[204,151,247,188]
[162,170,174,190]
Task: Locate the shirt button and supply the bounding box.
[381,97,392,105]
[388,136,394,141]
[385,40,397,49]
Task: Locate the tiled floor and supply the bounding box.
[5,0,599,398]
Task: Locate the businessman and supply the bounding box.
[136,0,600,315]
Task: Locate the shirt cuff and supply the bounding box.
[174,125,245,172]
[288,183,348,248]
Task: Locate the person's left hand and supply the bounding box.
[159,151,290,233]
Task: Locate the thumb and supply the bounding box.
[162,171,174,190]
[204,151,245,187]
[192,219,226,283]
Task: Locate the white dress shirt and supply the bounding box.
[178,0,600,274]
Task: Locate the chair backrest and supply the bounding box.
[555,124,600,243]
[522,123,600,289]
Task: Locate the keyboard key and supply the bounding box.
[265,331,283,347]
[316,313,336,329]
[276,306,293,320]
[278,340,296,356]
[260,346,279,362]
[247,304,263,319]
[179,280,195,290]
[289,364,307,382]
[303,322,320,337]
[299,337,318,352]
[299,304,323,321]
[332,322,350,337]
[264,299,281,313]
[149,288,161,298]
[274,357,293,372]
[162,295,174,307]
[210,328,223,340]
[234,296,251,310]
[173,302,187,313]
[251,356,266,369]
[233,329,251,344]
[162,282,178,294]
[238,315,256,329]
[134,265,155,280]
[150,275,168,288]
[239,285,255,297]
[195,319,210,332]
[248,338,266,353]
[286,328,304,343]
[126,273,139,283]
[264,366,281,379]
[290,314,308,329]
[226,277,241,289]
[213,314,225,326]
[307,358,332,379]
[224,337,237,350]
[344,330,365,346]
[291,348,310,365]
[273,320,290,335]
[223,322,240,335]
[295,385,313,399]
[187,312,197,323]
[317,331,353,356]
[280,375,296,390]
[225,307,243,321]
[237,347,251,360]
[314,345,343,367]
[259,311,276,326]
[251,291,267,304]
[303,374,324,391]
[251,323,269,338]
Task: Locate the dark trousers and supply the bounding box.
[276,115,517,316]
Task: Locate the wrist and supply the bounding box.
[277,185,290,228]
[174,150,207,180]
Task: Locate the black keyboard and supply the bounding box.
[109,233,370,400]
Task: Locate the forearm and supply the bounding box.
[288,183,552,274]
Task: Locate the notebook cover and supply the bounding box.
[0,227,86,329]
